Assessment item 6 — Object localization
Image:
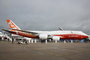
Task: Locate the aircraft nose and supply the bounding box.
[83,35,88,38]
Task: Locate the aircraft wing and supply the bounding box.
[2,29,62,40]
[10,29,38,34]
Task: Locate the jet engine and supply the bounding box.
[39,34,48,40]
[52,36,60,41]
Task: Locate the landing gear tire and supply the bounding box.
[41,40,45,43]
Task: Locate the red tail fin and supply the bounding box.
[7,20,21,31]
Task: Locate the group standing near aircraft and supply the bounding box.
[2,20,88,42]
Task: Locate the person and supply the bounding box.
[8,38,9,42]
[12,38,14,43]
[25,40,28,44]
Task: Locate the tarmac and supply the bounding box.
[0,41,90,60]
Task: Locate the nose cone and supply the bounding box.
[83,35,88,39]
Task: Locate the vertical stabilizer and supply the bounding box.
[7,19,21,36]
[7,20,21,30]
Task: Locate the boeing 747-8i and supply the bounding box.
[2,20,88,41]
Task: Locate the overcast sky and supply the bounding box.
[0,0,90,34]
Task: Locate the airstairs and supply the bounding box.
[4,34,12,41]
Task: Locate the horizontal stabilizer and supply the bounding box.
[2,29,15,33]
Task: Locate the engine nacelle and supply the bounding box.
[39,34,48,40]
[52,36,60,41]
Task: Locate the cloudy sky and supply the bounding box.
[0,0,90,34]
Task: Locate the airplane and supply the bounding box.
[2,20,88,42]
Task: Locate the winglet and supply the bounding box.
[59,27,63,31]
